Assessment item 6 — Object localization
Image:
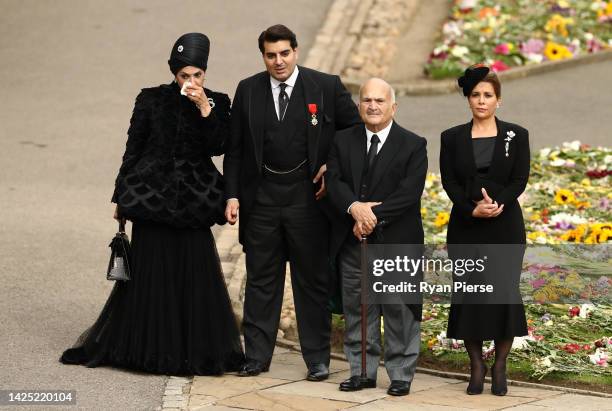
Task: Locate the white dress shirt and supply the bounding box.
[365,121,393,154]
[347,121,394,213]
[270,66,300,120]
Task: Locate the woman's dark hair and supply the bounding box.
[480,71,502,98]
[258,24,298,53]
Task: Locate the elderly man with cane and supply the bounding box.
[326,78,427,396]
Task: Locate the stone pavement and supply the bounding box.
[174,348,612,410]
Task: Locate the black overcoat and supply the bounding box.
[440,118,530,244]
[112,82,230,228]
[326,122,428,321]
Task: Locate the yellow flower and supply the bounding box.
[544,14,573,37]
[544,42,573,60]
[421,207,427,217]
[580,178,591,186]
[561,224,587,243]
[573,200,591,209]
[434,212,450,227]
[554,188,575,204]
[528,231,547,241]
[427,337,438,349]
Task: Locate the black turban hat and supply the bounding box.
[168,33,210,75]
[457,64,490,96]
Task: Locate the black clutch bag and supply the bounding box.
[107,220,132,281]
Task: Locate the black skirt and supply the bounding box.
[60,221,244,375]
[446,204,527,340]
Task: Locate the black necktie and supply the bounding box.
[278,83,289,121]
[366,134,380,173]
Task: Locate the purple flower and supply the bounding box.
[521,39,545,55]
[599,198,610,211]
[555,221,574,230]
[541,313,551,323]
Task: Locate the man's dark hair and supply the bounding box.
[258,24,298,53]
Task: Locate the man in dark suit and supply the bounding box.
[326,78,427,396]
[223,24,360,379]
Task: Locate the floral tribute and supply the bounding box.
[420,141,611,379]
[425,0,612,79]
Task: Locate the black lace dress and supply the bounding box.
[60,82,244,375]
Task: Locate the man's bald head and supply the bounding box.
[358,78,397,132]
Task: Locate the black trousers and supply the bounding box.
[242,178,331,366]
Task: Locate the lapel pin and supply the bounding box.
[308,103,318,126]
[505,130,515,157]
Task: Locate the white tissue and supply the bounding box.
[180,81,191,96]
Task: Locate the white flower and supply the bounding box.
[451,45,470,58]
[538,356,553,367]
[459,0,477,9]
[579,304,595,318]
[442,22,462,38]
[525,53,544,64]
[550,158,566,167]
[433,44,449,55]
[512,335,535,350]
[562,140,581,151]
[539,148,552,159]
[507,130,516,138]
[604,155,612,165]
[549,212,588,226]
[588,348,609,366]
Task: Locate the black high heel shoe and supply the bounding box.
[466,362,487,395]
[491,363,508,396]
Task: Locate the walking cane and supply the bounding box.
[360,234,369,384]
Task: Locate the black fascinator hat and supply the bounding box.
[168,33,210,75]
[458,64,490,96]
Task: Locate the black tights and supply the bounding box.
[465,338,513,379]
[464,340,485,383]
[492,338,513,376]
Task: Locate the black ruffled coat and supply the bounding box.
[112,82,230,228]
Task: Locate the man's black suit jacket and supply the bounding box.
[326,122,428,320]
[223,66,361,244]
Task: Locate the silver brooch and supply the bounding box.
[207,97,215,108]
[504,130,515,157]
[177,45,184,52]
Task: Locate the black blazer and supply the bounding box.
[326,122,428,321]
[440,118,530,244]
[326,122,428,256]
[223,66,361,244]
[112,82,230,228]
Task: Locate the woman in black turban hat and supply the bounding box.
[60,33,245,375]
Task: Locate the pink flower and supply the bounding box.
[520,39,545,54]
[531,279,547,289]
[491,60,509,72]
[494,43,510,55]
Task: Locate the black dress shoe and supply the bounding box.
[237,359,270,377]
[491,363,508,396]
[387,380,411,396]
[339,375,376,391]
[306,363,329,381]
[467,362,487,395]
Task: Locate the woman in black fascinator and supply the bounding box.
[60,33,244,375]
[439,64,530,396]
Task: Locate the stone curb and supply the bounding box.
[277,338,612,399]
[343,49,612,96]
